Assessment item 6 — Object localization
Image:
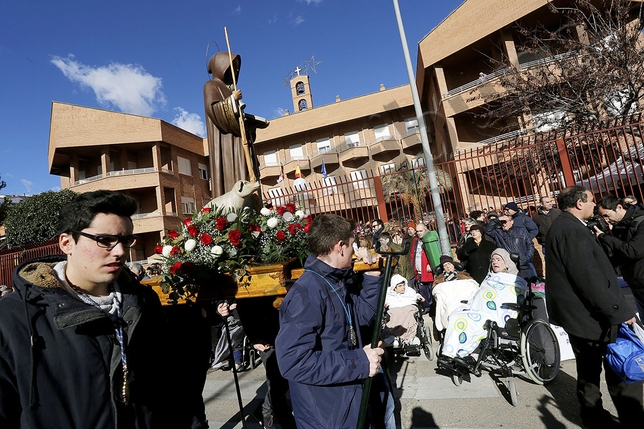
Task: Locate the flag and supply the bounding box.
[277,165,284,183]
[295,165,301,179]
[321,160,328,179]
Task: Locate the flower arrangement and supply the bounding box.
[155,202,312,301]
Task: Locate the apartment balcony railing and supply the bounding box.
[74,166,165,185]
[443,67,509,98]
[519,50,579,70]
[456,129,527,151]
[131,211,163,219]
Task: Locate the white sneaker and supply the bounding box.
[393,339,400,348]
[411,337,421,346]
[211,360,230,370]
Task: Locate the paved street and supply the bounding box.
[202,315,635,429]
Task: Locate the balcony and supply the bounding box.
[443,68,509,98]
[337,143,369,164]
[401,131,422,152]
[369,137,400,157]
[310,148,340,169]
[283,157,310,175]
[456,129,527,152]
[259,161,282,178]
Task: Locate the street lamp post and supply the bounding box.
[391,0,451,255]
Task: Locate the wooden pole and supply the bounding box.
[224,27,256,183]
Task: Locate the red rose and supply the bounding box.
[168,230,179,239]
[287,223,301,235]
[215,217,227,231]
[200,234,213,245]
[229,229,242,246]
[276,230,287,242]
[202,207,211,213]
[285,203,296,213]
[188,224,199,237]
[170,245,181,256]
[249,224,262,234]
[304,223,311,233]
[183,217,192,226]
[154,245,163,254]
[170,262,182,275]
[303,215,313,224]
[181,261,195,274]
[276,206,286,215]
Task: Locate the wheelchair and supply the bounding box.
[384,302,434,361]
[436,291,560,406]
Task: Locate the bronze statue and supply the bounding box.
[204,52,268,196]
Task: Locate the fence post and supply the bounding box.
[555,138,576,188]
[372,175,389,223]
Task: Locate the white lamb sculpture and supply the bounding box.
[204,180,261,213]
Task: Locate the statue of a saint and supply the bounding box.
[203,52,268,197]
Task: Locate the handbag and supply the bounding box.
[606,322,644,384]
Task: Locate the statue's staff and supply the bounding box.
[224,27,256,183]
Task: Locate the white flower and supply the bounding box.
[251,230,261,239]
[228,247,237,257]
[282,212,294,222]
[184,239,197,252]
[162,245,173,257]
[260,207,271,216]
[295,210,305,218]
[211,245,223,256]
[227,212,237,222]
[267,217,279,228]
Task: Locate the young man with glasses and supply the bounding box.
[0,190,206,428]
[596,195,644,319]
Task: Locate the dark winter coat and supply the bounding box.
[598,206,644,291]
[546,211,634,341]
[456,237,497,284]
[275,254,382,429]
[0,255,194,429]
[485,219,535,279]
[532,207,562,245]
[510,210,539,239]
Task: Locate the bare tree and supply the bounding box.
[479,0,644,131]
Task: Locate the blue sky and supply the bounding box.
[0,0,464,195]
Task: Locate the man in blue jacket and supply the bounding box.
[275,214,385,429]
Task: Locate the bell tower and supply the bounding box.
[290,66,313,112]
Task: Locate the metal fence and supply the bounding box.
[0,239,62,288]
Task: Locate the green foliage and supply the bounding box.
[5,189,77,248]
[0,174,7,225]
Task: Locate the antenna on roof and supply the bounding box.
[283,54,323,86]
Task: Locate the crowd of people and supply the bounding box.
[1,188,644,428]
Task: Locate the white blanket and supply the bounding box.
[432,278,479,332]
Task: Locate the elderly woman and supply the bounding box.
[456,224,496,284]
[382,274,425,347]
[431,255,479,333]
[440,248,529,359]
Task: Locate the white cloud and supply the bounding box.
[172,108,206,137]
[21,179,33,193]
[294,16,305,26]
[51,55,166,116]
[233,5,241,14]
[275,107,287,117]
[299,0,322,4]
[268,15,278,24]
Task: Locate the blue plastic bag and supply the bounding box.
[606,323,644,384]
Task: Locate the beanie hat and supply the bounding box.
[504,202,520,212]
[407,220,416,229]
[490,248,519,275]
[469,224,485,234]
[439,255,454,267]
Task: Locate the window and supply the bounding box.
[263,151,278,166]
[296,81,305,95]
[177,156,192,176]
[198,163,209,180]
[267,187,286,206]
[411,157,426,168]
[405,118,419,134]
[289,144,305,160]
[350,169,369,189]
[181,196,196,214]
[316,138,331,153]
[344,132,361,147]
[374,124,391,141]
[127,161,137,170]
[323,176,338,195]
[379,163,396,174]
[298,99,308,111]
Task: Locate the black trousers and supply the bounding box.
[568,334,644,425]
[259,347,296,429]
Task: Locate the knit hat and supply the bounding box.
[504,202,520,212]
[490,248,519,275]
[439,255,454,267]
[407,220,416,229]
[469,224,485,234]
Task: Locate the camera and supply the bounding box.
[587,214,610,234]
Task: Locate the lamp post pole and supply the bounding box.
[392,0,451,255]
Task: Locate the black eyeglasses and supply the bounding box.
[74,231,138,250]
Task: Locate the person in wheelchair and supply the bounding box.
[432,255,480,335]
[382,274,425,348]
[439,248,529,366]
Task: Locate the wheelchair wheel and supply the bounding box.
[520,319,560,385]
[503,377,518,407]
[452,371,463,386]
[422,326,434,361]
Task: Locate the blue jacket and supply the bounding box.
[275,254,382,429]
[485,219,535,279]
